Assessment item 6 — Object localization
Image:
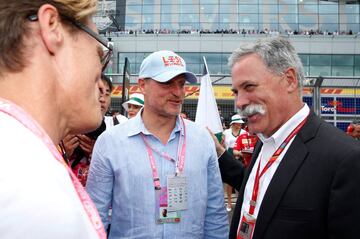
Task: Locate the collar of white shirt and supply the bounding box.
[257,103,310,150]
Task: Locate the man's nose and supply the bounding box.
[99,94,105,102]
[172,83,185,96]
[235,94,250,110]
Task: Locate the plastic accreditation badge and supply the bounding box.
[167,174,188,212]
[238,212,256,239]
[155,187,181,224]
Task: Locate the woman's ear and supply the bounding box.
[37,4,64,55]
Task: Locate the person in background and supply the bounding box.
[101,75,128,127]
[122,92,144,118]
[0,1,109,238]
[217,36,360,239]
[221,114,245,212]
[180,110,190,120]
[87,50,229,238]
[222,114,245,157]
[218,107,226,130]
[346,119,360,140]
[233,122,258,167]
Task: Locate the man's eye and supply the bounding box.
[244,84,255,90]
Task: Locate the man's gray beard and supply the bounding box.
[239,104,266,118]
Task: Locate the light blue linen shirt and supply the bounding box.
[86,112,229,239]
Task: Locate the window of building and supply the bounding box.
[332,66,354,76]
[319,3,338,14]
[259,4,279,14]
[310,66,331,76]
[279,4,298,14]
[239,4,259,14]
[332,55,354,66]
[310,55,331,66]
[117,52,359,77]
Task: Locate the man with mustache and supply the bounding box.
[215,37,360,239]
[86,50,229,238]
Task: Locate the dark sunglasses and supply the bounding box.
[28,14,113,72]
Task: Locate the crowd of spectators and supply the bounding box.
[106,28,359,37]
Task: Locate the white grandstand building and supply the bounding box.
[94,0,360,130]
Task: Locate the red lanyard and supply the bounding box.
[0,98,106,239]
[248,115,308,215]
[141,117,186,190]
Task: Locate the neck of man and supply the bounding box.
[141,107,177,145]
[263,100,305,138]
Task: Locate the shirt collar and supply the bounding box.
[127,109,184,138]
[257,103,310,148]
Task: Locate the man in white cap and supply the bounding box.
[86,50,229,238]
[122,92,144,118]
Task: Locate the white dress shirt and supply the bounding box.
[239,104,310,228]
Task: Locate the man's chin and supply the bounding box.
[167,107,181,116]
[247,116,263,134]
[162,110,180,118]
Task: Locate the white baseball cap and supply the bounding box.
[230,114,244,125]
[139,50,197,84]
[122,93,144,111]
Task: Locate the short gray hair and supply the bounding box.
[228,37,305,93]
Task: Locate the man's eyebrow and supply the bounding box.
[231,79,258,92]
[239,80,257,88]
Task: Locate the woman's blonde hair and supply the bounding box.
[0,0,98,74]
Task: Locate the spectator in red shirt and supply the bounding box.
[233,126,258,167]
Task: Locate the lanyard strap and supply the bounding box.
[0,98,106,239]
[248,115,308,215]
[141,117,187,190]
